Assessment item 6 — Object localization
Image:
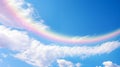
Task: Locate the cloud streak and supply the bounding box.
[0,25,120,67]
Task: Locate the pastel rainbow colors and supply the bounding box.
[0,0,120,44]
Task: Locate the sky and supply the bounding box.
[0,0,120,67]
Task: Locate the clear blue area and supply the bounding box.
[27,0,120,36]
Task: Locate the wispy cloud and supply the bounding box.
[57,59,81,67]
[15,41,120,67]
[0,25,120,67]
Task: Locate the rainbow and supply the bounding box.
[0,0,120,44]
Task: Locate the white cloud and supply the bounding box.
[0,25,30,51]
[0,25,120,67]
[57,59,81,67]
[103,61,120,67]
[57,59,74,67]
[0,0,48,29]
[15,41,120,67]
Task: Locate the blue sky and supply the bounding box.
[0,0,120,67]
[28,0,120,36]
